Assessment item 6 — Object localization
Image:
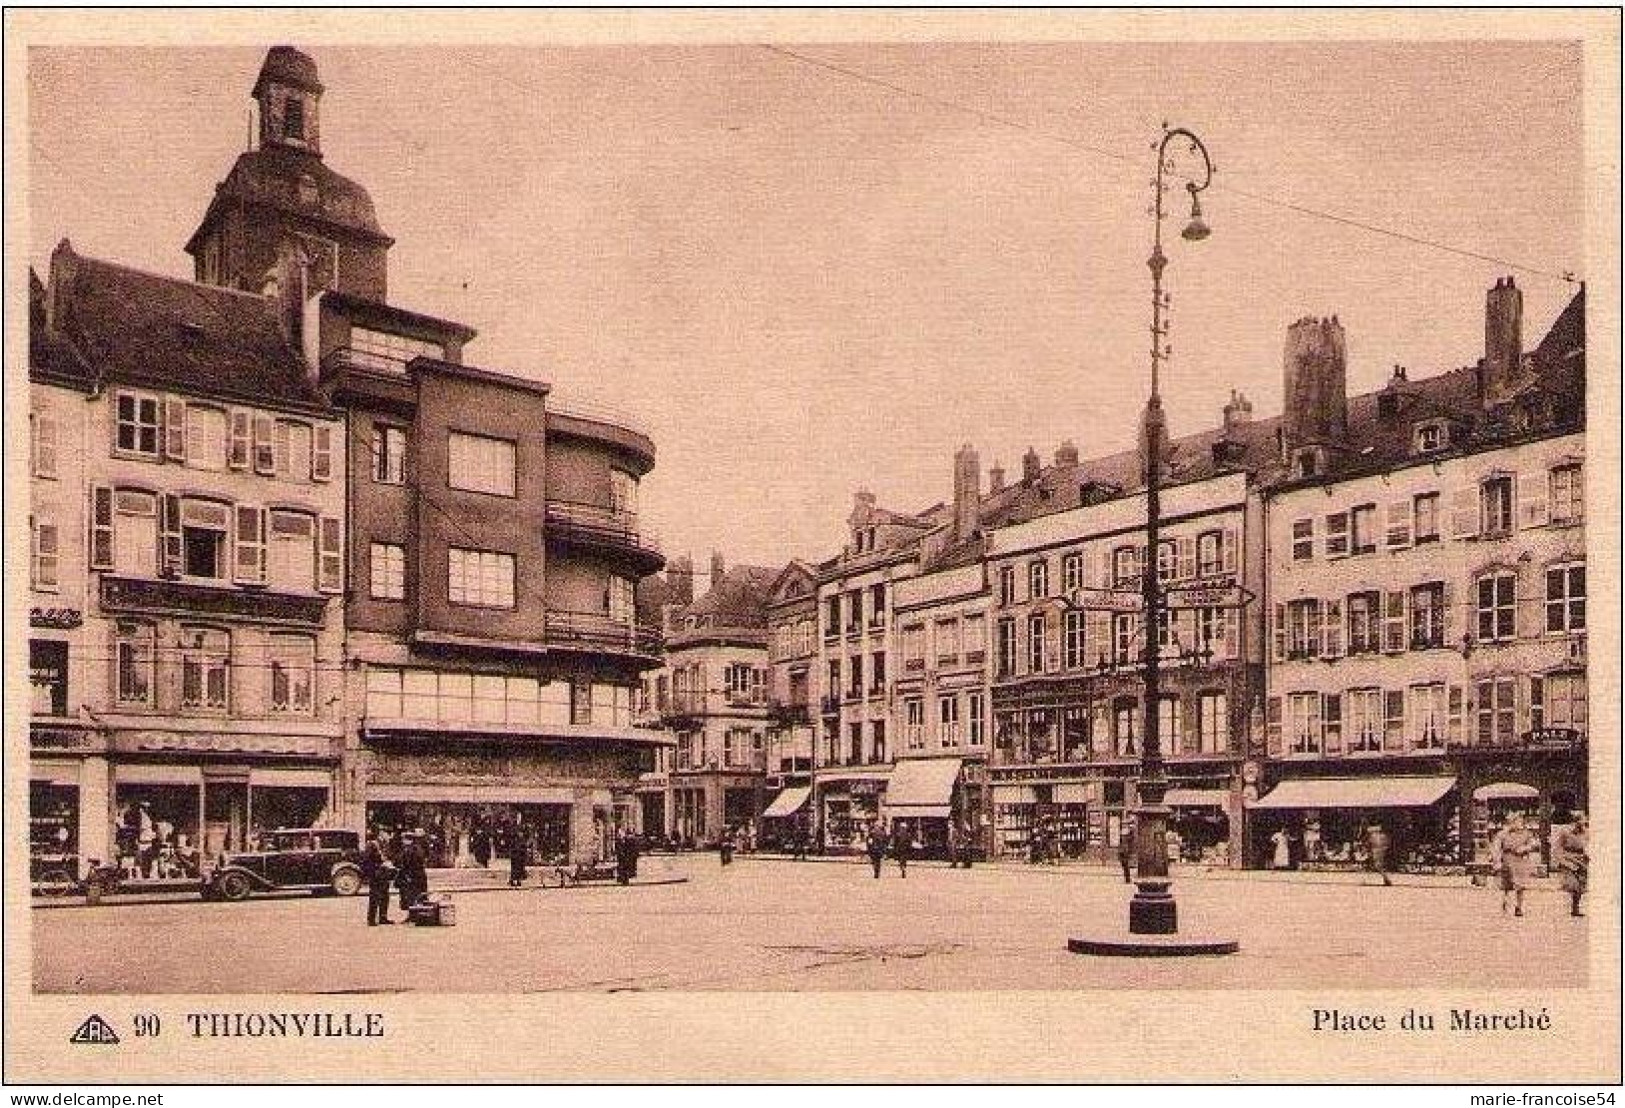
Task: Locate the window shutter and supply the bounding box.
[1080,548,1098,596]
[1441,581,1457,647]
[1449,487,1478,539]
[1325,512,1349,558]
[1446,685,1464,745]
[234,505,266,584]
[312,424,334,482]
[253,415,277,474]
[1221,527,1238,575]
[1382,690,1405,751]
[1265,696,1282,756]
[1516,472,1549,529]
[1271,603,1286,662]
[1322,693,1343,755]
[1382,590,1407,653]
[1086,611,1111,668]
[1218,608,1237,660]
[228,410,251,470]
[160,494,183,576]
[1181,703,1199,755]
[1385,500,1411,548]
[33,518,60,588]
[1176,536,1195,580]
[1306,600,1323,658]
[318,516,343,593]
[1322,598,1344,659]
[90,486,115,569]
[163,397,187,462]
[33,412,59,478]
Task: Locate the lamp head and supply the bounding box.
[1181,192,1211,242]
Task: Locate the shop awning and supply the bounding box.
[761,786,811,819]
[1248,775,1457,810]
[1165,789,1229,808]
[367,784,578,805]
[1473,782,1539,802]
[884,759,961,817]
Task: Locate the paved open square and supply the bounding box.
[33,857,1589,994]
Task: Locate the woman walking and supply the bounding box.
[1490,812,1540,916]
[1553,813,1589,918]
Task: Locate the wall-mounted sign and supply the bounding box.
[30,607,82,629]
[1065,588,1143,613]
[1163,583,1249,611]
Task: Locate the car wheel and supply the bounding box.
[330,867,362,897]
[217,871,254,901]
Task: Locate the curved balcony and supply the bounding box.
[544,500,665,574]
[543,609,663,664]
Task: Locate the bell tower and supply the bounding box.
[253,45,324,157]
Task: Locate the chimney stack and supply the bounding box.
[952,444,981,543]
[1021,446,1041,484]
[1281,316,1349,445]
[988,464,1005,494]
[1054,440,1079,468]
[1483,276,1524,404]
[1222,389,1253,434]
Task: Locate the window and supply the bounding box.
[869,651,885,693]
[1285,599,1321,660]
[1062,552,1085,593]
[997,565,1016,606]
[967,692,985,746]
[31,410,59,478]
[1480,476,1514,536]
[1112,545,1141,587]
[31,639,68,716]
[371,426,406,484]
[115,392,161,457]
[1550,464,1583,525]
[1413,492,1440,544]
[1409,683,1445,750]
[1197,692,1227,754]
[1112,613,1139,667]
[963,614,987,661]
[1197,607,1228,657]
[608,576,635,624]
[1157,695,1181,751]
[849,722,864,764]
[1196,531,1224,578]
[1063,609,1087,669]
[826,660,840,702]
[869,583,886,627]
[935,619,960,663]
[370,542,405,600]
[183,405,227,471]
[181,499,231,580]
[179,626,230,711]
[1113,699,1138,756]
[1156,540,1177,584]
[1384,690,1406,750]
[113,489,157,575]
[1291,519,1314,561]
[845,590,862,633]
[1324,511,1350,557]
[114,621,155,706]
[1475,676,1517,745]
[448,548,515,608]
[1546,563,1585,633]
[1027,614,1047,673]
[266,510,316,592]
[938,695,961,746]
[275,420,312,481]
[1346,688,1382,752]
[448,432,516,497]
[995,618,1016,677]
[1476,572,1516,642]
[1409,582,1445,649]
[824,596,840,641]
[1350,504,1377,555]
[283,94,305,139]
[1287,692,1322,754]
[1414,421,1448,454]
[268,635,315,714]
[30,516,59,591]
[1339,591,1378,653]
[1029,560,1049,599]
[1541,672,1587,733]
[902,624,925,671]
[846,655,863,699]
[871,720,886,764]
[350,328,444,372]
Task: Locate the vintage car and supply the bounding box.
[201,828,365,901]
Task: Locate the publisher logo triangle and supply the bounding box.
[69,1014,120,1045]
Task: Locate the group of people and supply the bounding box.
[359,829,429,926]
[861,820,920,878]
[114,801,200,880]
[1267,822,1393,882]
[1488,812,1588,918]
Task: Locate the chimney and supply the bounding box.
[1021,446,1041,484]
[951,444,981,542]
[667,555,695,607]
[1281,316,1348,445]
[709,550,726,588]
[1483,276,1524,404]
[1054,440,1079,468]
[988,463,1006,494]
[1222,389,1253,434]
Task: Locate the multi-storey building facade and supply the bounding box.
[29,240,350,886]
[640,557,778,846]
[1256,281,1586,873]
[760,561,819,847]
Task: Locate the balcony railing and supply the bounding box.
[545,501,663,567]
[543,609,663,658]
[548,398,655,445]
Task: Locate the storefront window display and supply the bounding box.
[30,782,79,887]
[366,802,572,869]
[114,785,203,880]
[1263,805,1461,873]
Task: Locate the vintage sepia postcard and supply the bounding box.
[5,8,1619,1086]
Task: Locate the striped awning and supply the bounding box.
[1248,776,1456,810]
[761,786,811,819]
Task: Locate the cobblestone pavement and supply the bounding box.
[33,853,1588,993]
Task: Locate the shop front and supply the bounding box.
[1163,787,1235,865]
[883,758,961,859]
[758,784,812,850]
[814,771,888,853]
[1248,774,1460,873]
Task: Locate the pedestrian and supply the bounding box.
[1553,813,1588,918]
[1490,812,1539,916]
[891,825,912,878]
[1365,824,1393,886]
[397,833,428,913]
[719,825,735,866]
[1165,827,1182,867]
[471,826,491,869]
[1269,827,1291,871]
[1303,820,1322,863]
[865,820,888,879]
[361,835,395,926]
[949,819,972,869]
[614,829,632,885]
[508,830,528,888]
[1117,824,1135,883]
[792,826,808,861]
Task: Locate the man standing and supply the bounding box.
[1365,824,1393,887]
[397,832,428,912]
[1117,823,1135,884]
[891,823,912,878]
[361,834,395,926]
[865,820,888,879]
[1554,813,1589,918]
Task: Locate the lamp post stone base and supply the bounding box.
[1128,879,1178,935]
[1067,932,1240,958]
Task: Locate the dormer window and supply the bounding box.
[1413,420,1449,454]
[1294,449,1319,479]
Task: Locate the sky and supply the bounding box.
[29,41,1584,571]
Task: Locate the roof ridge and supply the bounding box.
[75,252,272,303]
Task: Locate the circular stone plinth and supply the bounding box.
[1067,933,1240,957]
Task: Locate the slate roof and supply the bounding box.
[678,564,782,629]
[38,240,328,411]
[186,145,390,257]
